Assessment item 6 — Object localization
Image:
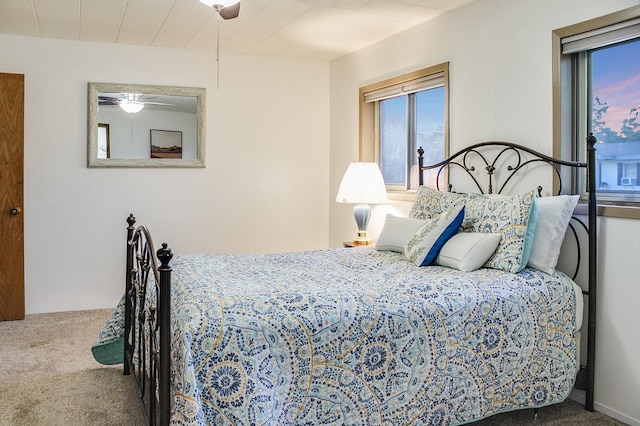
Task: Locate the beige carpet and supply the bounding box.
[0,309,145,426]
[0,309,627,425]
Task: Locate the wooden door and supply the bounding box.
[0,73,25,321]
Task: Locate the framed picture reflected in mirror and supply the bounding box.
[150,129,182,159]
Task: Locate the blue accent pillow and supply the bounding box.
[404,206,465,266]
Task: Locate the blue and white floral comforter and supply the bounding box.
[156,247,578,425]
[91,247,579,423]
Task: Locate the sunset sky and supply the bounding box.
[592,39,640,136]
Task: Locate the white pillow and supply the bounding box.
[436,232,502,272]
[404,206,465,266]
[375,215,428,252]
[527,195,580,274]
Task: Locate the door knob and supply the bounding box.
[10,207,21,215]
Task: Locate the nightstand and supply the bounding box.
[343,240,377,248]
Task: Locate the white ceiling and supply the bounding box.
[0,0,474,61]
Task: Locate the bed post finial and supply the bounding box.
[127,213,136,227]
[157,242,173,267]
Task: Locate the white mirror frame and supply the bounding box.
[87,82,206,168]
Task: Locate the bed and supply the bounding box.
[96,138,597,425]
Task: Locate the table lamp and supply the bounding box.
[336,162,389,244]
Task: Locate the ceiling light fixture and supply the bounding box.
[198,0,239,8]
[119,94,145,114]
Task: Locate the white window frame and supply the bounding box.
[553,6,640,219]
[359,63,450,200]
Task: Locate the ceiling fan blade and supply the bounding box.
[219,2,240,20]
[143,101,179,107]
[98,96,120,105]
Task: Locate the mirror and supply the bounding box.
[87,82,206,168]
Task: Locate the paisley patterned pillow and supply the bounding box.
[405,205,465,266]
[409,186,467,219]
[463,191,536,273]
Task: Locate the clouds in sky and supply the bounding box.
[592,41,640,134]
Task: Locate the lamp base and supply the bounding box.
[353,230,372,245]
[352,204,373,245]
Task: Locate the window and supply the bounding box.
[617,163,638,186]
[360,63,449,197]
[553,7,640,217]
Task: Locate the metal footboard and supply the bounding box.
[124,214,172,426]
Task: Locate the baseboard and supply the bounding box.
[594,402,640,426]
[569,389,640,426]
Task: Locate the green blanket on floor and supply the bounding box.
[91,296,125,365]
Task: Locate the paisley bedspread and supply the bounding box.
[150,247,579,425]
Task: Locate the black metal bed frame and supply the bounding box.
[417,136,597,412]
[123,137,598,425]
[124,215,172,425]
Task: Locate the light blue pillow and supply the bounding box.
[522,196,538,268]
[405,205,465,266]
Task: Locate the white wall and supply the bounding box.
[0,35,329,315]
[329,0,640,424]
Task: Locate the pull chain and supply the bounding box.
[216,10,221,89]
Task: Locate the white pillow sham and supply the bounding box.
[375,215,428,253]
[437,232,502,272]
[527,195,579,274]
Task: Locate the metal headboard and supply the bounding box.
[417,137,598,412]
[418,141,583,195]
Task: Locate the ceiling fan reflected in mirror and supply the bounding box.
[99,93,179,114]
[197,0,241,88]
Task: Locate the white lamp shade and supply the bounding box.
[198,0,239,7]
[336,162,389,204]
